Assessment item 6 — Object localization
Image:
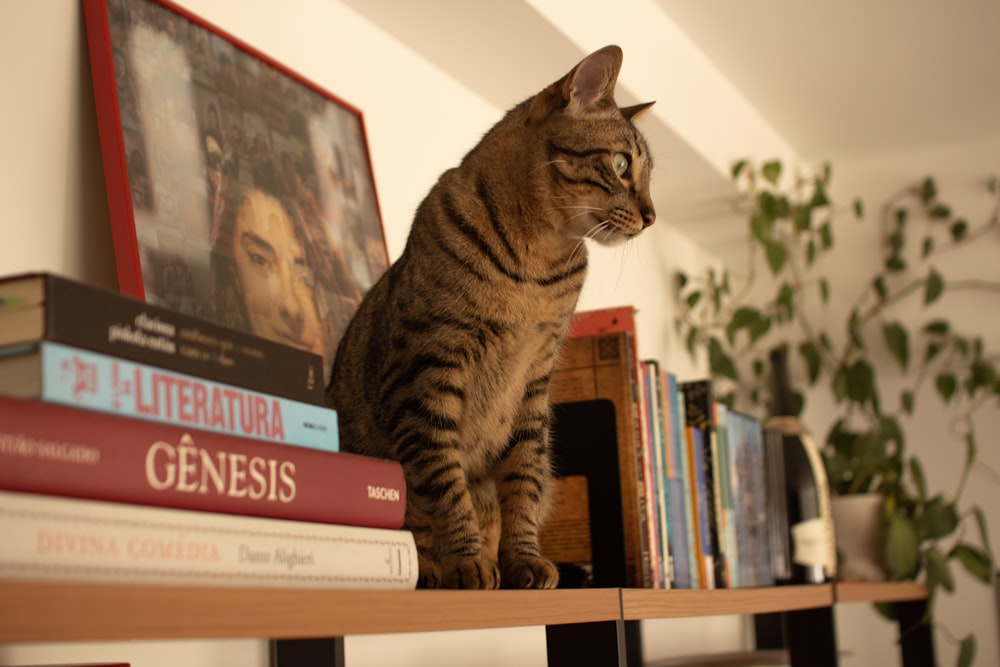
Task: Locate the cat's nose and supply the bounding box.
[641,207,656,228]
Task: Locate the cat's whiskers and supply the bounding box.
[531,159,568,175]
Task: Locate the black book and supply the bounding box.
[0,272,324,405]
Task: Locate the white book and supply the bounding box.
[0,490,417,590]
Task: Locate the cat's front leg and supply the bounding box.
[494,415,560,589]
[405,451,500,590]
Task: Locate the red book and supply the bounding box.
[0,395,405,529]
[569,305,637,338]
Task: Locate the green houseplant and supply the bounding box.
[673,159,998,665]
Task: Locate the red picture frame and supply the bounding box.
[82,0,389,379]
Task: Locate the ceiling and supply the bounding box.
[344,0,1000,254]
[654,0,1000,161]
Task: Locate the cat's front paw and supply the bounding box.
[416,554,443,589]
[439,556,501,590]
[502,555,560,589]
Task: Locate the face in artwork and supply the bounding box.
[231,189,325,360]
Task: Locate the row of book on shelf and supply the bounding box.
[541,305,832,590]
[0,271,829,593]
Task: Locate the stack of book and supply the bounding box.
[0,271,417,590]
[542,305,785,590]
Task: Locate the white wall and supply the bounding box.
[0,1,735,666]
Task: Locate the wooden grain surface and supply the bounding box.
[0,581,619,642]
[621,585,835,620]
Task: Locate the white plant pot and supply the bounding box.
[830,493,888,582]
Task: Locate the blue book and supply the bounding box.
[688,425,715,589]
[0,341,339,452]
[668,371,699,589]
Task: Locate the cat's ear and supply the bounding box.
[529,45,623,122]
[621,101,655,121]
[562,45,623,118]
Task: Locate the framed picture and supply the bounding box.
[83,0,390,379]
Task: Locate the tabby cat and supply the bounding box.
[325,45,655,589]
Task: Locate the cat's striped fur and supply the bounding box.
[325,45,655,589]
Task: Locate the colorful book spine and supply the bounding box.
[681,379,724,589]
[660,368,691,589]
[668,371,699,589]
[0,394,403,529]
[1,341,339,452]
[0,271,325,405]
[644,359,672,588]
[0,490,417,590]
[686,425,715,589]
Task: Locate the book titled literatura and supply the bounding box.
[0,341,339,452]
[0,394,404,529]
[0,490,417,590]
[0,271,325,405]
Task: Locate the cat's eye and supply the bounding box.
[612,152,630,177]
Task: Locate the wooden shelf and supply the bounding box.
[834,581,928,604]
[0,580,927,645]
[622,585,834,620]
[0,581,619,643]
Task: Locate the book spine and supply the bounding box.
[29,341,338,452]
[681,380,724,589]
[39,275,325,405]
[644,360,671,589]
[686,425,715,589]
[668,372,699,589]
[0,490,417,589]
[0,394,403,529]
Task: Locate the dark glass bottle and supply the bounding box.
[767,344,834,584]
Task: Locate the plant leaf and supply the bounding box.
[921,236,934,258]
[921,496,959,540]
[924,319,949,335]
[929,204,951,219]
[686,326,699,357]
[793,205,811,231]
[873,276,888,301]
[761,160,782,185]
[951,219,969,241]
[882,322,910,371]
[950,544,993,583]
[708,337,739,381]
[751,213,773,243]
[686,291,702,309]
[819,222,834,249]
[726,307,761,346]
[901,390,914,414]
[731,159,748,181]
[925,545,954,593]
[799,341,823,384]
[872,602,898,622]
[924,269,944,305]
[853,198,864,218]
[958,635,976,667]
[885,514,920,579]
[921,176,937,204]
[764,240,787,274]
[935,373,958,402]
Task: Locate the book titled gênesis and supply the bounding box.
[0,394,403,529]
[0,340,338,452]
[0,271,324,405]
